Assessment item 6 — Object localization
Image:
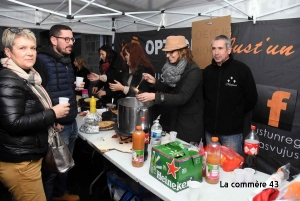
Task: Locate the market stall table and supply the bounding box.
[76,112,272,200]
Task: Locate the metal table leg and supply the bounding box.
[89,152,108,195]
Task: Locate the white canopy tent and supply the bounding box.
[0,0,300,35]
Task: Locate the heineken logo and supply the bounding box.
[156,171,190,191]
[166,159,181,179]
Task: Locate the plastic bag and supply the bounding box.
[275,173,300,201]
[220,146,244,172]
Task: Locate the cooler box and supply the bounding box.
[149,141,202,192]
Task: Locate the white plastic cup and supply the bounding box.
[244,168,255,183]
[234,169,246,183]
[188,181,201,201]
[76,77,84,89]
[59,97,69,104]
[169,131,177,142]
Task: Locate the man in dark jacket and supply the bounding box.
[203,35,258,156]
[34,24,81,201]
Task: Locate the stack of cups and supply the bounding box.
[233,168,255,183]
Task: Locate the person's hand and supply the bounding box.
[74,81,85,91]
[143,73,156,84]
[92,87,99,94]
[136,92,155,103]
[52,103,70,119]
[97,90,106,97]
[87,73,100,81]
[109,80,124,92]
[55,123,64,132]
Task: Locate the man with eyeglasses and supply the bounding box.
[34,24,81,201]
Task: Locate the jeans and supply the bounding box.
[205,130,243,156]
[42,120,78,200]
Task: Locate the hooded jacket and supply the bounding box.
[0,66,56,162]
[35,46,77,125]
[203,55,258,135]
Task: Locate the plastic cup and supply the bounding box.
[76,77,84,89]
[244,168,255,183]
[234,169,245,183]
[59,97,69,104]
[188,181,201,201]
[169,131,177,142]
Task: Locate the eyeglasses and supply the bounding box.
[165,50,175,55]
[8,28,32,34]
[54,36,75,43]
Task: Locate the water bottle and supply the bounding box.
[243,125,259,171]
[205,137,221,184]
[150,120,162,147]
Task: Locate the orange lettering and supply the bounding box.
[279,46,295,56]
[267,91,291,127]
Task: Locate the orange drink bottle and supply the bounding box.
[205,137,221,184]
[132,126,145,167]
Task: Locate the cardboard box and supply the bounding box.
[149,141,202,192]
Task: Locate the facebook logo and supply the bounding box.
[252,84,297,131]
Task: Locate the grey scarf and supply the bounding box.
[161,58,187,87]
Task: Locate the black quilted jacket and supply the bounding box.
[0,67,56,163]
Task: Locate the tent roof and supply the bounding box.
[1,0,300,35]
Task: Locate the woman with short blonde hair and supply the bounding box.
[0,28,69,201]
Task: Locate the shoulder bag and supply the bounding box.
[43,127,75,173]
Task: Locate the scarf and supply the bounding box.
[161,58,187,87]
[1,57,55,143]
[101,62,111,74]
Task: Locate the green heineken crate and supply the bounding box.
[149,141,202,192]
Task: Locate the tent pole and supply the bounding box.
[7,0,66,18]
[74,13,121,18]
[126,11,160,15]
[223,0,251,18]
[165,11,199,15]
[72,0,95,17]
[258,3,300,18]
[68,0,71,15]
[39,0,67,24]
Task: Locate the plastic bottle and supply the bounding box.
[253,163,290,194]
[150,120,162,146]
[205,137,221,184]
[90,96,96,113]
[141,117,149,162]
[132,125,145,167]
[243,125,259,170]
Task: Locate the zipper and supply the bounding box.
[213,66,222,132]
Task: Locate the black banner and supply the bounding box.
[114,18,300,176]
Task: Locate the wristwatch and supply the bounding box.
[160,94,165,102]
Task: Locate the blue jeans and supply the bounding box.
[42,120,78,200]
[205,130,243,156]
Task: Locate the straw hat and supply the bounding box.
[162,36,188,51]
